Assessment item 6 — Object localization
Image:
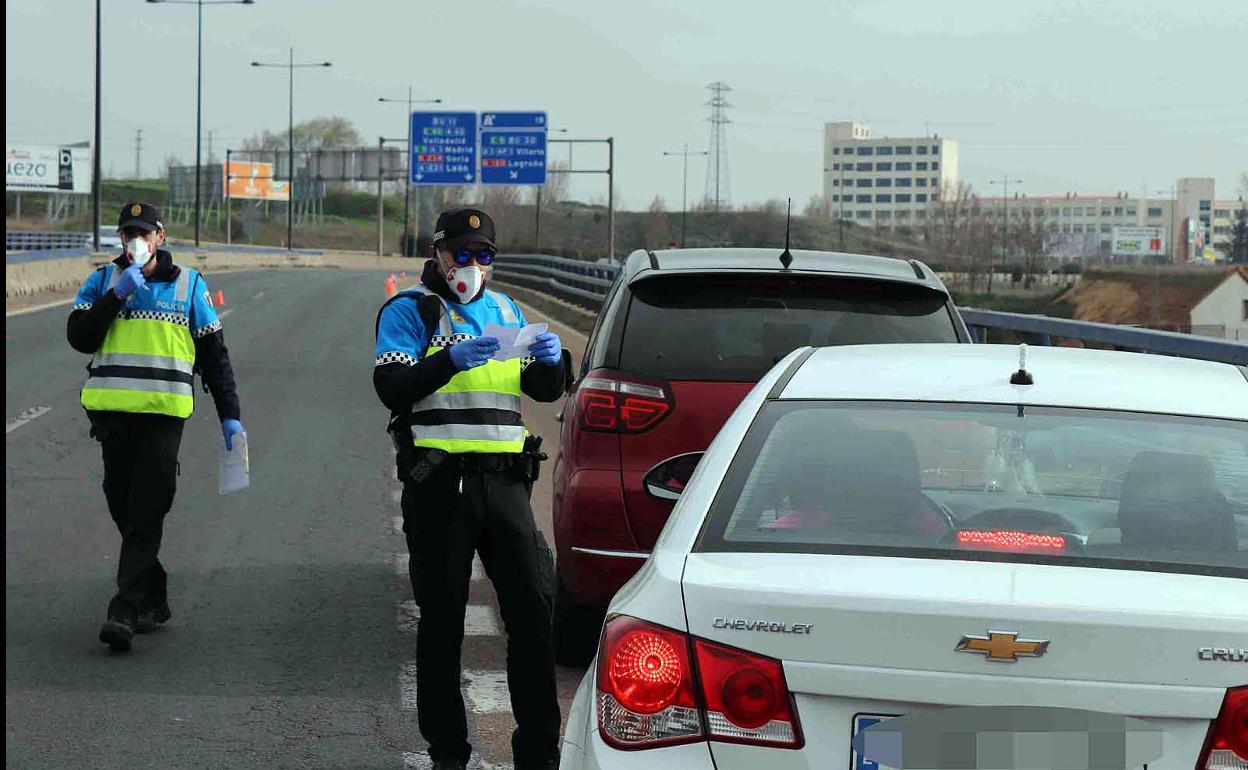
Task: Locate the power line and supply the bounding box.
[704,80,732,211]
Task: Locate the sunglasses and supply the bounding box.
[450,249,496,266]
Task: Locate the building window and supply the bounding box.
[832,178,840,187]
[1199,200,1211,211]
[877,146,893,156]
[857,179,872,188]
[915,194,927,203]
[856,210,872,220]
[1100,207,1110,216]
[1126,208,1137,216]
[876,194,892,203]
[931,162,939,171]
[895,162,912,171]
[894,177,912,187]
[832,147,840,155]
[857,146,874,156]
[1101,224,1112,233]
[877,178,893,187]
[1113,207,1123,216]
[896,146,912,155]
[876,162,893,171]
[877,209,892,218]
[896,210,911,219]
[915,162,928,171]
[831,163,840,171]
[915,210,927,219]
[1148,207,1163,217]
[1215,225,1231,235]
[857,162,872,171]
[1215,209,1230,218]
[916,146,928,155]
[1074,224,1084,233]
[857,194,872,203]
[916,178,928,188]
[896,193,912,203]
[1243,300,1248,322]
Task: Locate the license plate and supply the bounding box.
[851,713,900,770]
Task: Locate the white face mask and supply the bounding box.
[444,264,484,303]
[127,236,152,264]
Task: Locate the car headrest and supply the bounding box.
[1118,451,1235,552]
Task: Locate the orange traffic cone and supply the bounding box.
[215,289,227,307]
[400,271,406,278]
[385,275,397,297]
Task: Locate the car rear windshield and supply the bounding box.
[619,274,958,382]
[696,401,1248,576]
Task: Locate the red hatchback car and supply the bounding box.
[551,247,971,662]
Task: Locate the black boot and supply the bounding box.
[99,616,135,652]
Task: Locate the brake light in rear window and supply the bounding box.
[955,529,1068,553]
[578,371,673,434]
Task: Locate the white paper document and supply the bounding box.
[483,322,548,361]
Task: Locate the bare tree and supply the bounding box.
[803,195,828,219]
[543,161,570,207]
[644,196,673,248]
[1011,205,1049,288]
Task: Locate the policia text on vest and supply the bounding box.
[67,202,244,654]
[373,208,571,770]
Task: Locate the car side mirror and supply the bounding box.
[643,452,704,502]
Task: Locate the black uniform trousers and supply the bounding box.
[90,411,184,621]
[401,457,560,767]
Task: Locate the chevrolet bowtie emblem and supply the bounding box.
[956,630,1049,662]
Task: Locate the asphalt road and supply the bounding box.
[5,268,588,769]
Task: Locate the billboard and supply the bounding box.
[6,144,92,193]
[223,160,290,201]
[1110,226,1166,257]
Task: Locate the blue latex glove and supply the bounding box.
[449,337,500,371]
[222,418,245,451]
[528,331,562,366]
[113,263,146,299]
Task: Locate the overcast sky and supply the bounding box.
[6,0,1246,210]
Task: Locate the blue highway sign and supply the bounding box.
[410,111,477,185]
[480,111,547,185]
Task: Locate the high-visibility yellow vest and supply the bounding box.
[406,287,526,454]
[80,265,197,418]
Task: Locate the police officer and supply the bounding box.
[67,202,244,653]
[374,208,569,770]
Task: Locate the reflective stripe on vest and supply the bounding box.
[80,266,197,418]
[405,285,526,454]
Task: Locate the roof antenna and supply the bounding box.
[779,197,793,270]
[1010,343,1035,385]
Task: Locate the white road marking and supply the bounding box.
[400,662,419,710]
[6,405,51,434]
[5,298,75,317]
[391,488,403,502]
[463,669,512,714]
[394,552,409,576]
[219,309,233,319]
[397,600,500,637]
[404,757,512,770]
[397,600,419,633]
[393,515,405,535]
[251,290,266,300]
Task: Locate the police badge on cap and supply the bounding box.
[433,208,497,251]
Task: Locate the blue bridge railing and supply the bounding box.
[493,254,1248,366]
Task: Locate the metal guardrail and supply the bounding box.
[6,231,92,251]
[493,254,1248,366]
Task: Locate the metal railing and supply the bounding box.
[492,254,1248,366]
[6,231,92,252]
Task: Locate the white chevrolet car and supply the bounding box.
[559,344,1248,770]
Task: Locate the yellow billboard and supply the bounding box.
[223,160,289,201]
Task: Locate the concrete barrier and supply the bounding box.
[6,247,422,299]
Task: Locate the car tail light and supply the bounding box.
[578,371,672,434]
[955,529,1067,553]
[597,616,702,748]
[597,616,804,751]
[694,638,803,748]
[1197,686,1248,770]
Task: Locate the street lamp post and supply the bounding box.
[989,174,1022,293]
[147,0,254,248]
[252,50,331,251]
[93,0,101,251]
[662,144,708,248]
[379,90,441,256]
[822,162,848,250]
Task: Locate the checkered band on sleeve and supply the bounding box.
[375,351,419,367]
[73,302,93,311]
[122,309,189,326]
[520,356,536,370]
[429,333,474,348]
[193,320,223,339]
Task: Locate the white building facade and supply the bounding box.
[822,121,959,231]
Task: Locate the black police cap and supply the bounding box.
[117,202,164,233]
[433,207,496,251]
